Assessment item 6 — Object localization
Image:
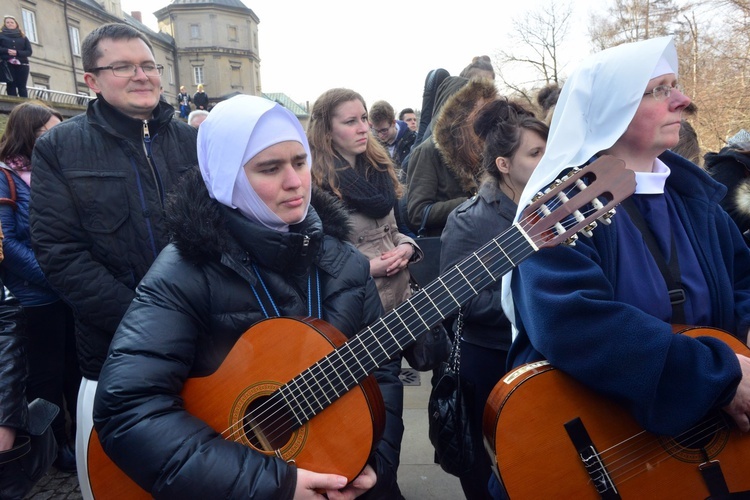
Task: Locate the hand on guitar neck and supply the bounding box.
[295,465,376,499]
[723,354,750,432]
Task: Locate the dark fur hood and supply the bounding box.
[433,78,498,192]
[165,167,352,264]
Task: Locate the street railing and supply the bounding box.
[1,83,93,106]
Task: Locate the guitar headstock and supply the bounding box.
[519,155,636,249]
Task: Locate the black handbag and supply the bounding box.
[0,398,59,499]
[402,322,450,372]
[427,309,476,476]
[407,204,441,287]
[0,61,13,83]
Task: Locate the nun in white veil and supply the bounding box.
[490,36,750,498]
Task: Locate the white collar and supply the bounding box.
[633,159,670,194]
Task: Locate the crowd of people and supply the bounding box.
[2,18,750,500]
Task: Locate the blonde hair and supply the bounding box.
[307,88,402,200]
[3,15,25,38]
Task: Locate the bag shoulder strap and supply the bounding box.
[0,168,18,211]
[0,434,31,465]
[621,198,685,323]
[418,204,434,237]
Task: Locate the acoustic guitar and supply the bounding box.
[483,326,750,499]
[87,156,636,498]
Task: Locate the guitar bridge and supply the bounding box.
[564,417,621,499]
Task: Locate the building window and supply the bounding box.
[230,64,241,88]
[193,66,204,85]
[69,26,81,56]
[190,24,201,39]
[30,72,49,88]
[228,25,238,41]
[22,9,38,44]
[168,64,174,85]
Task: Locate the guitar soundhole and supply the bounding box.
[242,394,296,452]
[660,412,730,462]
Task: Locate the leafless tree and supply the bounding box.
[589,0,685,50]
[495,2,573,107]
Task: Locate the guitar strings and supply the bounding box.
[220,179,605,448]
[219,178,612,450]
[222,196,605,451]
[578,412,728,491]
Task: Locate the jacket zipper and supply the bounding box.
[301,235,310,257]
[142,120,164,206]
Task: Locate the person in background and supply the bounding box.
[416,55,495,147]
[399,108,417,132]
[369,100,416,170]
[0,15,33,98]
[29,23,198,498]
[440,99,548,499]
[501,36,750,497]
[405,78,497,236]
[0,101,79,473]
[308,88,422,317]
[703,128,750,240]
[95,94,400,499]
[535,84,560,125]
[188,109,209,128]
[193,83,209,110]
[177,85,192,119]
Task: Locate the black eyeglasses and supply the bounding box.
[88,63,164,78]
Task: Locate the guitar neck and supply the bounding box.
[277,223,537,427]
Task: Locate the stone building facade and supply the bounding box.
[3,0,262,106]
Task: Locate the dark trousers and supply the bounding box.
[5,63,30,98]
[458,341,508,500]
[24,300,81,445]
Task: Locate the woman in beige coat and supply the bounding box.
[308,88,422,312]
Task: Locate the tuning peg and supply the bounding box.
[564,233,579,246]
[600,208,617,225]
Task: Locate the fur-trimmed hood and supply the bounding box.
[165,167,352,265]
[705,146,750,221]
[734,180,750,219]
[433,78,498,192]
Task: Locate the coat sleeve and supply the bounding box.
[512,239,742,436]
[17,37,32,58]
[358,275,405,499]
[30,134,135,336]
[405,142,467,233]
[0,174,49,289]
[94,252,297,500]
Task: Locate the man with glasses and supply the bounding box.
[29,23,197,498]
[369,100,416,169]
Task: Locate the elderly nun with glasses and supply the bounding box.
[93,95,405,500]
[492,37,750,498]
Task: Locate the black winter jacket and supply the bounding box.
[0,285,27,432]
[0,30,32,64]
[30,97,198,379]
[94,171,404,499]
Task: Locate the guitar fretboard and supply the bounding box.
[276,223,537,426]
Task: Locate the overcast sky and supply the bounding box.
[121,0,600,112]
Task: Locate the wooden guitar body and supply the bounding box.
[88,317,384,498]
[483,327,750,499]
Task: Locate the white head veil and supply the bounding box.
[501,36,678,334]
[197,94,312,232]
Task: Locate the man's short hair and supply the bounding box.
[369,100,395,125]
[188,109,209,126]
[399,108,415,120]
[82,23,154,72]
